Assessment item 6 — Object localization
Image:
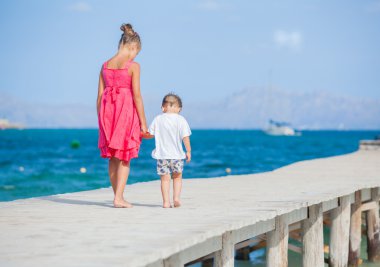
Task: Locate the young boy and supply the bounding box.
[148,93,191,208]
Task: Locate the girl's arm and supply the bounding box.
[183,136,191,162]
[130,62,148,132]
[96,69,105,115]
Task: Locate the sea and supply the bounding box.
[1,129,379,266]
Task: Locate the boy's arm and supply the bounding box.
[183,136,191,163]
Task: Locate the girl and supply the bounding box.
[97,23,148,208]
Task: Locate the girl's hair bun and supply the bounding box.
[118,23,141,49]
[120,23,134,36]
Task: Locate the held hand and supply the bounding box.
[186,151,191,163]
[141,132,154,139]
[140,125,154,139]
[141,125,148,133]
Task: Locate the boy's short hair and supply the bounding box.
[162,93,182,108]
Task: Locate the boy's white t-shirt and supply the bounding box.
[148,113,191,160]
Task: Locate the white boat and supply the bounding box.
[264,120,300,136]
[0,119,24,130]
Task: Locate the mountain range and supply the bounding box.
[1,87,379,129]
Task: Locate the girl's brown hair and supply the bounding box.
[119,23,141,49]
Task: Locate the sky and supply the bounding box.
[1,0,380,129]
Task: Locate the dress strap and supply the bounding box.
[103,61,108,69]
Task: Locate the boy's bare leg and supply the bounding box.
[172,172,182,207]
[114,160,133,208]
[160,174,171,208]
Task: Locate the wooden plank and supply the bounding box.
[323,198,339,212]
[361,201,378,212]
[289,222,301,232]
[366,188,380,262]
[289,229,302,241]
[288,243,302,254]
[235,246,251,261]
[233,219,275,262]
[250,240,266,251]
[266,215,289,267]
[349,193,356,204]
[302,203,324,267]
[164,236,222,266]
[146,260,164,267]
[200,258,213,267]
[187,254,214,266]
[164,254,182,267]
[359,140,380,150]
[235,237,261,250]
[361,188,371,202]
[233,219,275,244]
[329,195,351,267]
[284,207,308,225]
[191,237,266,267]
[214,231,234,267]
[348,190,362,266]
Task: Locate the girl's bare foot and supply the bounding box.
[114,199,133,208]
[163,202,171,208]
[174,200,181,208]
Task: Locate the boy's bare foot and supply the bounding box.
[163,202,171,208]
[114,199,133,208]
[174,200,181,208]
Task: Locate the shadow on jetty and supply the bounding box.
[39,196,161,208]
[40,196,113,207]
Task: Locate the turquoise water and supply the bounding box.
[0,129,379,201]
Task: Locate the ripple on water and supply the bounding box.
[1,185,16,190]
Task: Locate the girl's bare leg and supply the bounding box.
[114,160,133,208]
[160,174,171,208]
[172,172,182,207]
[108,157,118,194]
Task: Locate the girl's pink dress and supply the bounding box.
[98,60,142,163]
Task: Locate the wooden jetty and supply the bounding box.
[0,141,379,267]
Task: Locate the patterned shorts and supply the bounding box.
[157,159,184,175]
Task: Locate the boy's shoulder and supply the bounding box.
[155,113,186,119]
[176,114,188,121]
[151,114,166,125]
[153,113,166,121]
[178,114,190,125]
[172,114,189,124]
[153,113,189,124]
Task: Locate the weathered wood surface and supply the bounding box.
[329,195,351,267]
[266,215,289,267]
[214,231,234,267]
[349,191,362,266]
[302,204,324,267]
[360,140,380,150]
[366,188,380,262]
[0,150,379,267]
